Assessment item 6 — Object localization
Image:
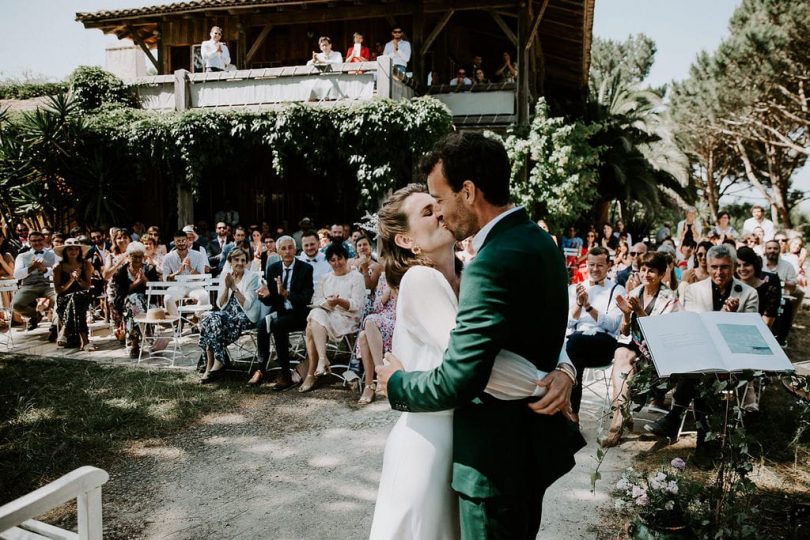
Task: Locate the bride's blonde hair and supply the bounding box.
[377,183,435,289]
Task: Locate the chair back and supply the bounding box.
[0,279,18,294]
[145,281,174,307]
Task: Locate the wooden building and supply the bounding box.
[77,0,595,120]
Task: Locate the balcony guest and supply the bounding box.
[308,36,343,65]
[449,68,472,89]
[345,32,370,63]
[383,26,411,75]
[472,68,490,85]
[201,26,231,72]
[495,51,517,82]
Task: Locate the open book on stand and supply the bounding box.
[638,311,794,377]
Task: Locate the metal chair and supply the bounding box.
[580,364,614,432]
[0,279,18,350]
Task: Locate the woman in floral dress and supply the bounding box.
[355,271,397,404]
[199,248,261,382]
[113,242,159,358]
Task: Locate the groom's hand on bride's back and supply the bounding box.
[375,352,405,396]
[528,371,576,422]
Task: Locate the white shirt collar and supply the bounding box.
[472,206,521,253]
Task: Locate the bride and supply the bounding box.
[369,184,556,539]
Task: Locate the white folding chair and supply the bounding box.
[580,364,614,431]
[175,274,214,334]
[0,279,18,350]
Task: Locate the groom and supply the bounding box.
[378,132,586,538]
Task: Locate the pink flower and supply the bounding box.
[635,493,649,506]
[671,457,686,470]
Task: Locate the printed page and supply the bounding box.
[637,312,722,377]
[700,312,794,372]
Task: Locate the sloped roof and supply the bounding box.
[76,0,322,23]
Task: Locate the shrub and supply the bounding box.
[67,66,138,111]
[0,82,69,100]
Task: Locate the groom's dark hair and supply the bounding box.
[419,132,511,206]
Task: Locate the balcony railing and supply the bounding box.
[127,56,415,111]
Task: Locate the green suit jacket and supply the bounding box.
[387,208,586,498]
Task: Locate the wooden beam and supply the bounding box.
[489,11,516,47]
[126,25,160,72]
[524,0,550,50]
[420,10,454,56]
[245,24,272,64]
[517,2,530,127]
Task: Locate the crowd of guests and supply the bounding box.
[0,217,395,406]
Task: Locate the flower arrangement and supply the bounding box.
[614,458,706,532]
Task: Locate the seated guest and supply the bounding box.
[784,236,807,288]
[321,223,356,258]
[182,225,208,259]
[735,246,780,328]
[713,211,738,243]
[656,244,680,291]
[113,242,160,358]
[677,238,696,270]
[163,230,211,316]
[0,228,15,278]
[308,36,343,65]
[345,32,370,63]
[565,246,626,420]
[220,226,251,275]
[680,240,712,286]
[355,271,397,404]
[601,252,680,447]
[53,239,95,350]
[317,228,331,249]
[51,233,66,251]
[610,240,630,278]
[12,231,57,338]
[298,231,331,288]
[348,234,383,292]
[250,236,314,389]
[259,234,281,272]
[299,242,366,393]
[208,221,231,276]
[449,68,472,88]
[199,248,261,382]
[146,226,167,256]
[472,68,489,85]
[615,242,648,287]
[645,244,758,459]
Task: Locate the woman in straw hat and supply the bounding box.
[53,238,95,350]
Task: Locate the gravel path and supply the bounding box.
[97,374,633,540]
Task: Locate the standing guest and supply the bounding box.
[600,222,617,251]
[201,26,230,72]
[449,68,472,88]
[114,242,159,358]
[601,252,680,447]
[495,51,517,82]
[383,26,411,75]
[713,211,738,243]
[345,32,370,63]
[11,231,57,336]
[163,230,211,316]
[298,242,366,393]
[199,248,261,382]
[322,223,356,258]
[763,239,802,334]
[370,41,384,61]
[102,229,131,341]
[208,221,231,276]
[53,239,94,350]
[613,219,632,247]
[472,68,489,85]
[214,201,240,228]
[292,217,312,252]
[742,204,775,241]
[250,236,313,389]
[565,246,626,421]
[348,234,383,292]
[655,222,672,246]
[676,207,702,246]
[298,231,331,288]
[427,69,440,86]
[784,237,807,288]
[308,36,343,65]
[141,234,164,277]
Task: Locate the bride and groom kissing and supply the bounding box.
[368,132,586,539]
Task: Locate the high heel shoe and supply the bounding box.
[358,384,375,405]
[298,374,316,393]
[314,358,331,377]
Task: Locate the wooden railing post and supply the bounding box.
[174,69,190,111]
[376,55,392,99]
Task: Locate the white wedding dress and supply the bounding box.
[370,266,549,540]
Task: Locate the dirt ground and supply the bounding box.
[96,376,626,540]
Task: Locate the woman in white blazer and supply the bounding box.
[200,247,261,382]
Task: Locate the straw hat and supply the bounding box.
[144,308,167,322]
[54,238,90,258]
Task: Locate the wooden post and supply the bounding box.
[376,55,393,98]
[236,20,247,69]
[517,2,530,127]
[174,69,190,111]
[412,1,425,86]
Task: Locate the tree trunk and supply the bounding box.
[704,148,719,223]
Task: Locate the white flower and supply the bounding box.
[635,493,649,506]
[616,478,631,491]
[632,485,646,499]
[667,481,679,495]
[671,457,687,470]
[655,472,668,483]
[665,500,675,511]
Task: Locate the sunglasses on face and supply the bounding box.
[629,252,638,256]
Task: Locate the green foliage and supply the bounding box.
[0,82,68,100]
[67,66,138,111]
[497,98,600,230]
[0,89,452,229]
[589,34,657,90]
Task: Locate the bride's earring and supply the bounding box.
[412,245,421,255]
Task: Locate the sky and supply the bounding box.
[2,0,807,210]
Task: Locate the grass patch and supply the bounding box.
[0,355,244,501]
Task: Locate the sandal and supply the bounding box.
[358,384,376,405]
[314,358,331,377]
[81,343,98,352]
[298,374,316,393]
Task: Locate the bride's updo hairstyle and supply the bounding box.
[377,183,435,289]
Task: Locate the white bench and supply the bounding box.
[0,466,109,540]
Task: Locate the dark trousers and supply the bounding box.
[256,311,307,373]
[666,378,713,445]
[458,487,545,540]
[566,331,618,414]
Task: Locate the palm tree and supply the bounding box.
[585,72,691,227]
